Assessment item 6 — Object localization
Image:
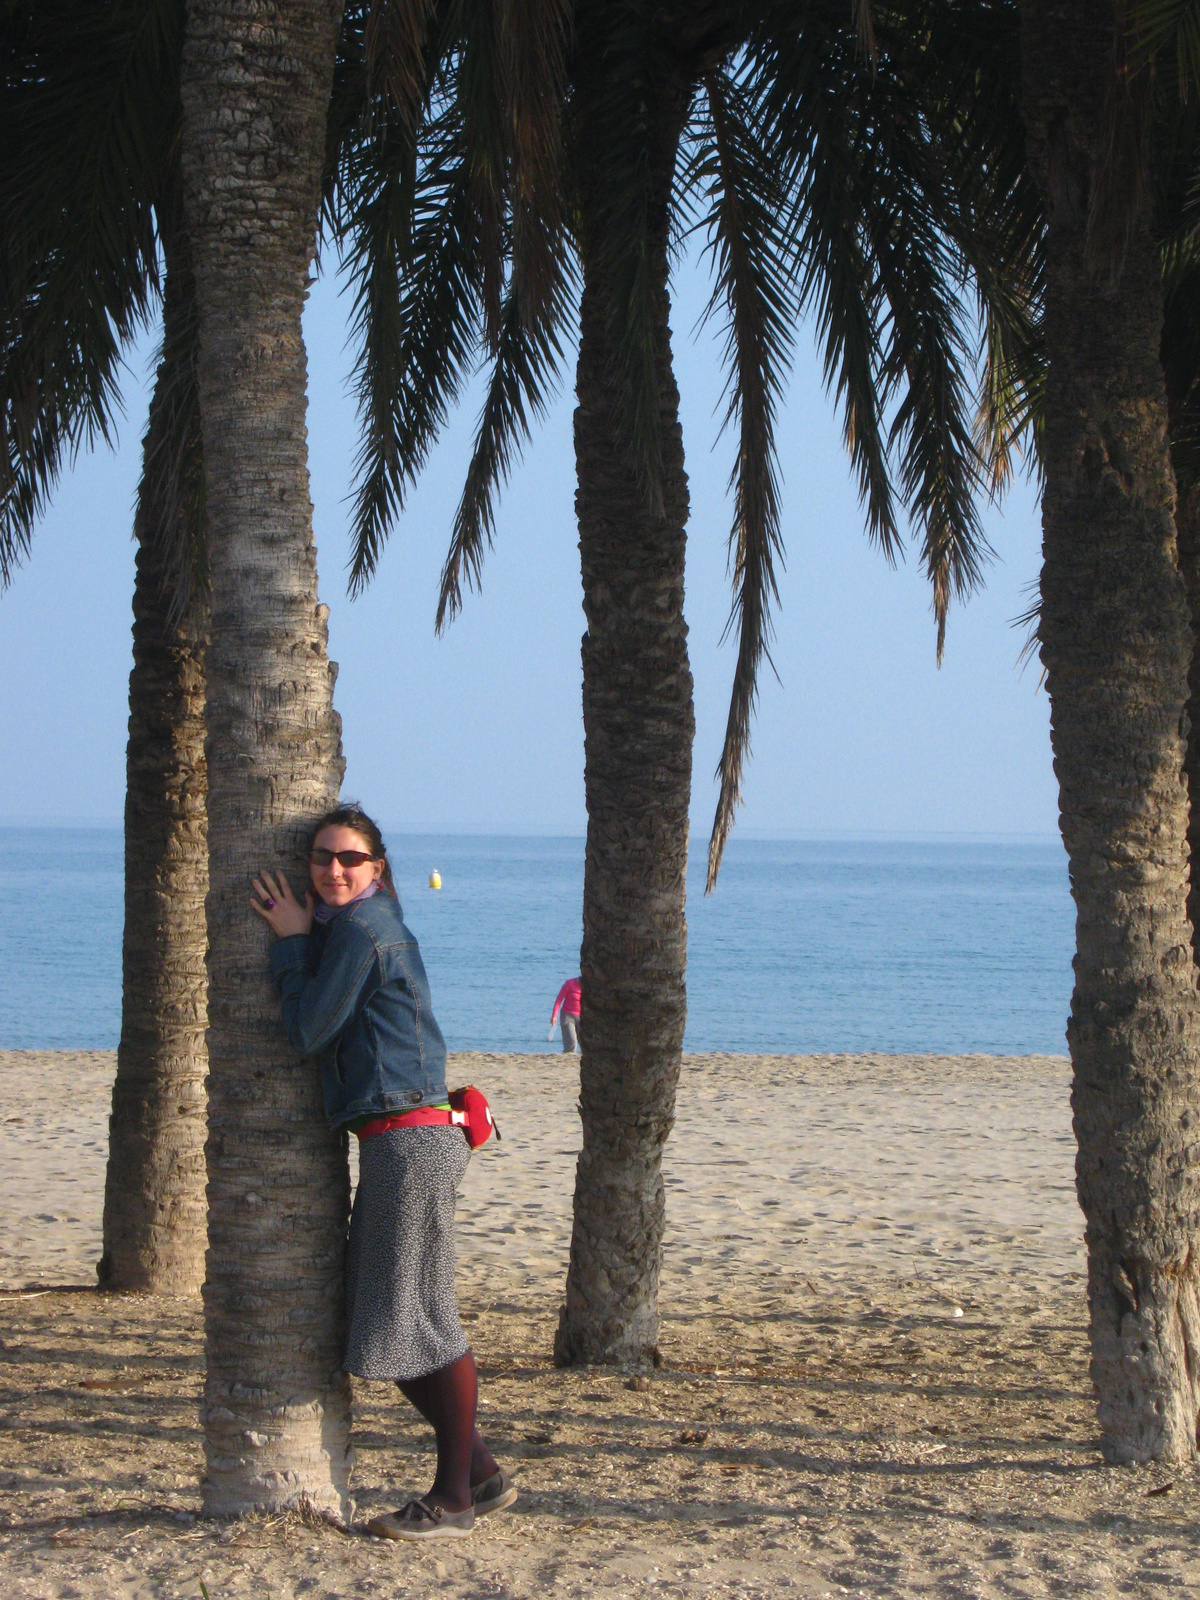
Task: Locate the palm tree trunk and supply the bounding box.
[1176,481,1200,958]
[99,224,208,1295]
[1021,0,1200,1463]
[98,482,208,1292]
[180,0,351,1517]
[554,74,695,1368]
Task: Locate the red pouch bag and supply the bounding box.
[448,1085,499,1149]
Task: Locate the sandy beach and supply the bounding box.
[2,1049,1197,1598]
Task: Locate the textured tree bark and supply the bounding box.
[1177,481,1200,959]
[554,73,695,1368]
[98,377,208,1292]
[1021,0,1200,1463]
[179,0,352,1517]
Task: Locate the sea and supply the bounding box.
[0,828,1074,1056]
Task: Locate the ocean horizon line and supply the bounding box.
[0,819,1063,847]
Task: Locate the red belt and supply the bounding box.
[355,1107,466,1141]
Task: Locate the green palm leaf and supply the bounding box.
[753,0,1028,658]
[457,0,510,346]
[752,4,901,558]
[495,0,572,332]
[340,99,483,593]
[682,65,796,891]
[436,255,576,628]
[0,0,181,585]
[364,0,439,126]
[1131,0,1200,99]
[329,0,1044,889]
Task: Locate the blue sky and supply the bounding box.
[0,243,1056,840]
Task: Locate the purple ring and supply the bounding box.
[265,897,276,909]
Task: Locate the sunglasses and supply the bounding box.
[310,848,377,868]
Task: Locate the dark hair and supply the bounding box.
[309,803,398,900]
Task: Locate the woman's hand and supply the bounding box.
[250,870,314,938]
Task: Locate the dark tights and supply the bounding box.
[397,1350,498,1512]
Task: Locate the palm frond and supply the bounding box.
[364,0,438,125]
[1088,0,1155,278]
[899,0,1045,492]
[752,1,1016,658]
[752,6,899,556]
[497,0,572,329]
[863,2,1035,641]
[458,0,511,347]
[873,216,990,660]
[687,66,796,892]
[325,0,456,251]
[852,0,878,63]
[136,197,206,626]
[1130,0,1200,98]
[323,1,370,244]
[341,103,483,592]
[436,252,576,628]
[0,0,181,585]
[1012,578,1043,680]
[974,298,1044,496]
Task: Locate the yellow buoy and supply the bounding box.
[429,869,442,890]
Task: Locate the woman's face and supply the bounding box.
[309,825,384,908]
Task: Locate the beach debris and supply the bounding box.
[951,1307,964,1318]
[429,869,442,890]
[676,1428,708,1445]
[626,1375,651,1392]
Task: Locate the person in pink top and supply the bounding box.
[550,977,582,1053]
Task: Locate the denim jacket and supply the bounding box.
[268,890,448,1130]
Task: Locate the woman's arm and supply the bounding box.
[269,916,378,1056]
[253,868,375,1056]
